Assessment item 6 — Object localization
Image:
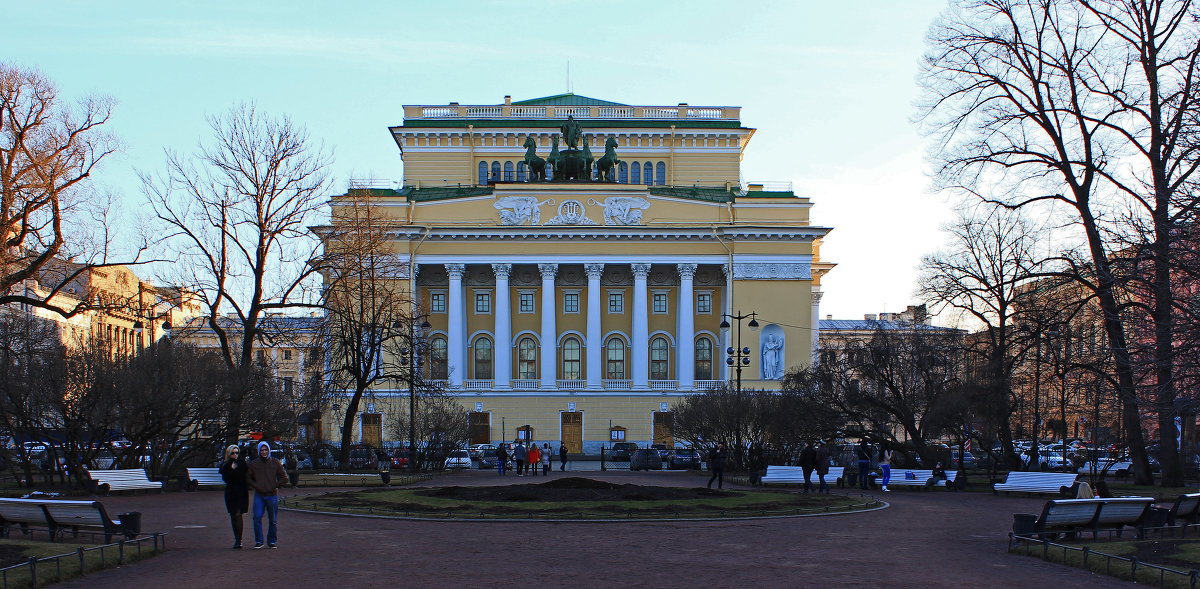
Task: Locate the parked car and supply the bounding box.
[477,448,499,470]
[391,448,412,470]
[91,450,118,470]
[609,442,639,462]
[468,444,496,460]
[348,446,381,470]
[444,449,471,470]
[650,443,670,460]
[666,448,702,470]
[630,449,664,471]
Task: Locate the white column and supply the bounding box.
[492,263,512,389]
[811,288,823,366]
[446,263,466,388]
[631,262,651,389]
[677,263,696,390]
[585,263,604,390]
[539,263,558,390]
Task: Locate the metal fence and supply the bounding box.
[1009,532,1198,588]
[0,532,167,589]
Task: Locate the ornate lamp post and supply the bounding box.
[719,310,758,468]
[395,318,431,473]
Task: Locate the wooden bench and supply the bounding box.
[85,468,163,495]
[0,498,56,540]
[1019,497,1154,540]
[760,465,845,488]
[887,469,961,490]
[186,467,225,490]
[994,471,1077,495]
[41,500,136,543]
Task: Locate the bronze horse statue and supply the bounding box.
[581,135,595,180]
[596,137,622,182]
[547,135,561,180]
[522,136,546,182]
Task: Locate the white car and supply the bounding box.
[467,444,496,460]
[444,450,471,470]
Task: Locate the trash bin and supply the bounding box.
[120,511,142,536]
[1012,513,1037,535]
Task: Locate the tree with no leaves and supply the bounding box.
[142,103,332,442]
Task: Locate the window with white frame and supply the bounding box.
[608,291,624,314]
[696,292,713,314]
[652,291,668,314]
[430,291,447,314]
[563,291,580,314]
[474,291,491,314]
[518,291,535,313]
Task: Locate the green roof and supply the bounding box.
[741,190,797,198]
[399,185,494,202]
[648,185,737,203]
[399,119,742,130]
[510,93,628,107]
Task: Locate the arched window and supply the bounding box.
[490,161,501,183]
[655,161,666,185]
[605,337,626,380]
[430,337,448,379]
[562,337,581,380]
[516,161,526,182]
[503,161,514,181]
[650,337,669,380]
[631,161,641,185]
[474,337,493,379]
[517,337,537,379]
[694,337,713,381]
[618,161,628,184]
[643,162,653,186]
[477,161,487,185]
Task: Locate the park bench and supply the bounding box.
[993,471,1077,496]
[84,468,163,495]
[1016,497,1154,540]
[1158,493,1200,528]
[186,467,225,490]
[41,499,138,543]
[760,465,845,488]
[0,498,55,540]
[887,468,961,490]
[1093,497,1154,538]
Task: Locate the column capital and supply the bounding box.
[538,263,559,280]
[631,263,651,278]
[677,263,697,279]
[491,263,512,279]
[721,263,730,278]
[812,290,823,304]
[584,263,605,279]
[446,263,466,279]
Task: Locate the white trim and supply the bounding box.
[695,290,714,314]
[516,290,536,314]
[561,289,582,314]
[606,289,626,314]
[650,289,670,314]
[471,289,492,314]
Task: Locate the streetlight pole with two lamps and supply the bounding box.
[719,310,758,469]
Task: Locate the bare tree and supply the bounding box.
[920,0,1200,484]
[389,393,468,470]
[142,103,332,441]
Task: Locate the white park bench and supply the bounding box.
[1017,497,1153,540]
[0,498,55,540]
[887,469,960,490]
[760,465,845,488]
[84,468,163,495]
[186,467,225,490]
[41,499,137,543]
[993,471,1077,496]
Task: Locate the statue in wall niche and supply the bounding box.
[596,137,622,182]
[522,136,547,182]
[494,196,553,225]
[590,196,651,225]
[761,334,785,380]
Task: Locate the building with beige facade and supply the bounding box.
[325,94,833,452]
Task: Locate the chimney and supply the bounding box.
[826,314,832,320]
[504,95,512,105]
[864,314,877,321]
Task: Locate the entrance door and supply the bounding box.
[653,412,674,447]
[362,413,382,447]
[469,412,491,444]
[560,412,582,453]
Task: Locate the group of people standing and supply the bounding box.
[795,441,833,493]
[495,441,569,476]
[218,441,288,549]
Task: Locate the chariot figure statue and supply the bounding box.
[560,115,583,150]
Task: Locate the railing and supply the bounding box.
[649,380,678,390]
[557,379,586,390]
[0,532,167,589]
[426,379,448,389]
[1009,531,1200,587]
[743,180,795,192]
[598,107,634,118]
[421,106,458,118]
[511,379,539,390]
[466,106,502,117]
[558,107,592,118]
[686,107,724,119]
[510,106,546,117]
[695,380,724,390]
[463,379,493,390]
[603,379,632,391]
[642,107,679,119]
[406,104,738,121]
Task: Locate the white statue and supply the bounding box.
[589,197,650,225]
[761,334,784,380]
[494,196,552,225]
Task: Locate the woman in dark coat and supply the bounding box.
[219,444,250,548]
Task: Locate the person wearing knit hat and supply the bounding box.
[245,441,287,549]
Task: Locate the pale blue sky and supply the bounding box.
[5,0,953,322]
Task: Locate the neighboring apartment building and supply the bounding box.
[321,93,834,452]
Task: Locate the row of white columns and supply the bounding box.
[438,262,700,390]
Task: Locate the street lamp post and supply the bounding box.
[719,310,758,469]
[396,318,431,473]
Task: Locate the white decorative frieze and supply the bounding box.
[544,200,597,225]
[494,196,553,226]
[732,262,812,280]
[589,197,650,225]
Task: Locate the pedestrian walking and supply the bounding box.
[528,443,540,476]
[559,443,568,471]
[245,441,287,549]
[879,446,894,492]
[541,443,551,475]
[514,441,527,476]
[799,442,816,493]
[218,444,249,549]
[856,439,872,490]
[497,444,508,476]
[707,443,727,489]
[815,441,831,493]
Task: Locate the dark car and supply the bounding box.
[609,442,639,462]
[477,448,499,470]
[650,443,670,460]
[630,449,664,471]
[666,448,702,470]
[348,446,382,470]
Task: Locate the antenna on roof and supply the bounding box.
[566,60,571,93]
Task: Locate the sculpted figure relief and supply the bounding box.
[494,196,553,225]
[761,334,784,380]
[589,196,651,225]
[560,115,582,150]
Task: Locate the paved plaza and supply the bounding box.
[54,469,1133,588]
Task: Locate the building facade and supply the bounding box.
[325,94,832,452]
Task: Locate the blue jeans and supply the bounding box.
[858,460,871,489]
[498,460,506,476]
[881,464,891,487]
[253,494,279,545]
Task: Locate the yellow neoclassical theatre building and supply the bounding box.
[328,94,833,452]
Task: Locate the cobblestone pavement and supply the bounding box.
[54,469,1134,588]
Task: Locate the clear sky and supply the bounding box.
[4,0,953,322]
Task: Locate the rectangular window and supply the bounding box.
[696,292,712,314]
[475,292,491,313]
[563,292,580,314]
[610,429,625,441]
[518,292,535,313]
[652,292,668,314]
[608,291,624,314]
[430,292,447,313]
[283,350,292,360]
